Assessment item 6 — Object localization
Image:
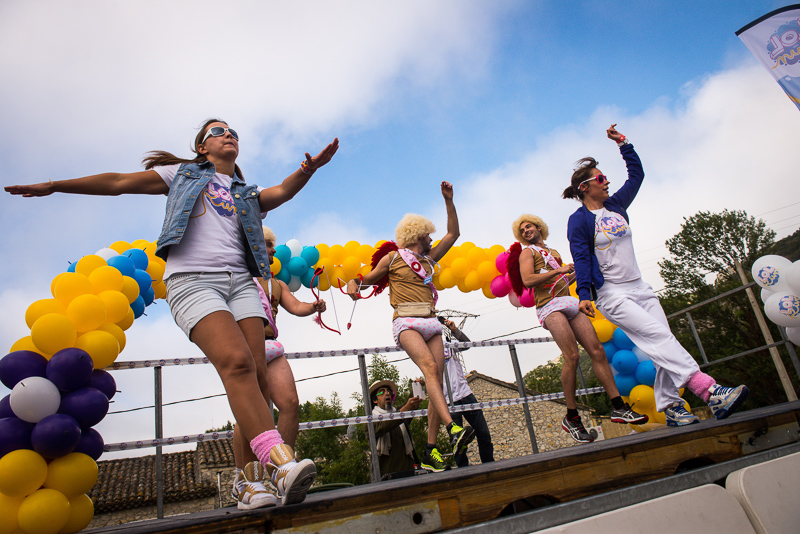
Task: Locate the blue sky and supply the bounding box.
[1,1,798,456]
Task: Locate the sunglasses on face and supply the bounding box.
[579,173,608,186]
[202,126,239,143]
[375,388,391,396]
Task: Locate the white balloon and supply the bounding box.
[508,291,521,308]
[785,260,800,294]
[786,326,800,346]
[10,377,61,423]
[287,274,302,293]
[632,346,651,362]
[751,255,791,291]
[95,247,119,261]
[761,287,776,303]
[286,239,303,257]
[764,292,800,328]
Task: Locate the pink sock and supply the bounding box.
[250,429,284,466]
[686,371,716,402]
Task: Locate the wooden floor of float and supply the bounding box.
[89,401,800,534]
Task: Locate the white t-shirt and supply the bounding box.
[154,165,266,279]
[592,208,641,284]
[442,348,472,402]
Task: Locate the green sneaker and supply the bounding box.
[421,448,450,473]
[449,423,476,456]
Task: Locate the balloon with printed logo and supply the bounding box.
[0,351,48,390]
[785,260,800,294]
[73,427,104,461]
[592,319,616,343]
[25,299,67,329]
[301,245,321,267]
[0,493,24,534]
[495,251,509,275]
[490,274,510,298]
[31,414,81,458]
[44,452,98,497]
[508,291,521,308]
[45,348,94,392]
[75,330,120,369]
[751,255,792,291]
[614,373,637,396]
[107,254,136,278]
[18,488,71,534]
[10,377,61,423]
[286,238,303,257]
[764,292,800,327]
[66,294,106,332]
[53,273,93,307]
[0,416,34,458]
[0,449,48,497]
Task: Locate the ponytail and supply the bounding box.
[564,156,598,202]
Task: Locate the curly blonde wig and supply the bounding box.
[395,213,436,248]
[512,214,549,244]
[262,226,277,245]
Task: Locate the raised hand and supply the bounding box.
[304,138,340,172]
[441,181,453,200]
[5,182,54,197]
[606,124,624,143]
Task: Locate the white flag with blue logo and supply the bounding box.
[737,4,800,111]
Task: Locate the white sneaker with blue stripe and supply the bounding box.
[708,384,749,420]
[665,404,699,426]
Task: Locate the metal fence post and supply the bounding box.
[685,311,709,364]
[508,343,539,454]
[154,366,164,519]
[358,354,382,483]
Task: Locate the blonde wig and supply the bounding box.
[262,226,277,245]
[512,214,549,244]
[395,213,436,248]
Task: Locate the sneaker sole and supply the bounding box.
[280,459,317,505]
[561,421,594,443]
[420,464,447,473]
[713,386,749,420]
[610,415,649,424]
[666,417,699,427]
[237,495,278,510]
[452,427,476,456]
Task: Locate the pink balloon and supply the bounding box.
[490,275,510,298]
[495,251,509,275]
[508,291,521,308]
[519,288,536,308]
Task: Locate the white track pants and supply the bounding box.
[596,279,699,411]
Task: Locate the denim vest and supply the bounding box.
[155,160,271,279]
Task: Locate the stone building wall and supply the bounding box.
[88,496,218,528]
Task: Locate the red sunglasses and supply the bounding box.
[579,173,608,186]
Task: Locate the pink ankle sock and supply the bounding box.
[686,371,716,402]
[250,429,284,465]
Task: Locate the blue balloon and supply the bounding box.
[602,341,618,363]
[123,248,149,270]
[46,348,94,392]
[107,255,136,278]
[300,246,320,267]
[0,416,34,457]
[634,360,657,386]
[301,267,317,288]
[73,427,104,460]
[612,350,638,375]
[59,387,109,428]
[88,370,116,400]
[31,413,81,458]
[131,296,145,318]
[67,261,77,272]
[274,244,292,266]
[0,350,49,390]
[288,256,308,276]
[612,328,635,350]
[0,395,13,418]
[143,286,155,306]
[275,268,291,284]
[133,268,153,295]
[614,374,638,397]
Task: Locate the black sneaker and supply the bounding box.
[448,424,476,456]
[421,448,450,472]
[562,415,594,443]
[610,403,649,424]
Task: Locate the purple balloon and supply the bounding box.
[0,416,35,457]
[0,350,48,390]
[59,387,109,428]
[46,348,94,392]
[31,413,81,458]
[0,395,13,419]
[73,427,105,460]
[88,370,117,400]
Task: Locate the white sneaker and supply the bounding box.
[708,384,749,420]
[236,461,278,510]
[264,443,317,505]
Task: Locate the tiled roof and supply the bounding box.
[89,438,235,513]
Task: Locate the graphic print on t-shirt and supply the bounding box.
[595,215,629,250]
[192,182,236,218]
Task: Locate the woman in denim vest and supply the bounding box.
[5,119,338,507]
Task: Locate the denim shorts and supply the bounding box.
[165,272,267,338]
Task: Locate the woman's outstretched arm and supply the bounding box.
[5,170,169,197]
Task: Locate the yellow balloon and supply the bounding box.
[450,258,470,279]
[457,278,471,293]
[18,489,70,534]
[31,314,77,355]
[0,493,24,534]
[342,256,361,279]
[328,245,346,265]
[438,267,457,289]
[130,239,151,250]
[650,408,667,425]
[116,308,135,331]
[97,290,130,324]
[142,241,159,260]
[315,243,330,258]
[50,273,67,298]
[357,244,375,265]
[464,271,482,291]
[628,385,656,412]
[482,282,496,299]
[316,257,334,275]
[66,294,106,332]
[10,336,43,356]
[44,453,98,497]
[0,450,48,497]
[459,242,476,255]
[316,274,331,292]
[109,240,132,254]
[75,330,120,369]
[374,239,388,249]
[97,322,126,352]
[440,247,459,267]
[433,274,445,291]
[152,280,167,300]
[25,299,66,329]
[466,247,488,269]
[488,244,506,258]
[53,273,93,307]
[74,255,107,277]
[359,264,372,277]
[270,257,282,276]
[344,240,360,256]
[58,494,94,534]
[329,266,347,289]
[120,276,140,304]
[145,260,165,284]
[592,319,616,343]
[568,282,578,298]
[477,260,499,282]
[88,265,124,294]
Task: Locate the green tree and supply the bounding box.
[205,420,234,432]
[524,353,612,416]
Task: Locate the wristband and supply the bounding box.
[616,135,629,146]
[300,160,316,176]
